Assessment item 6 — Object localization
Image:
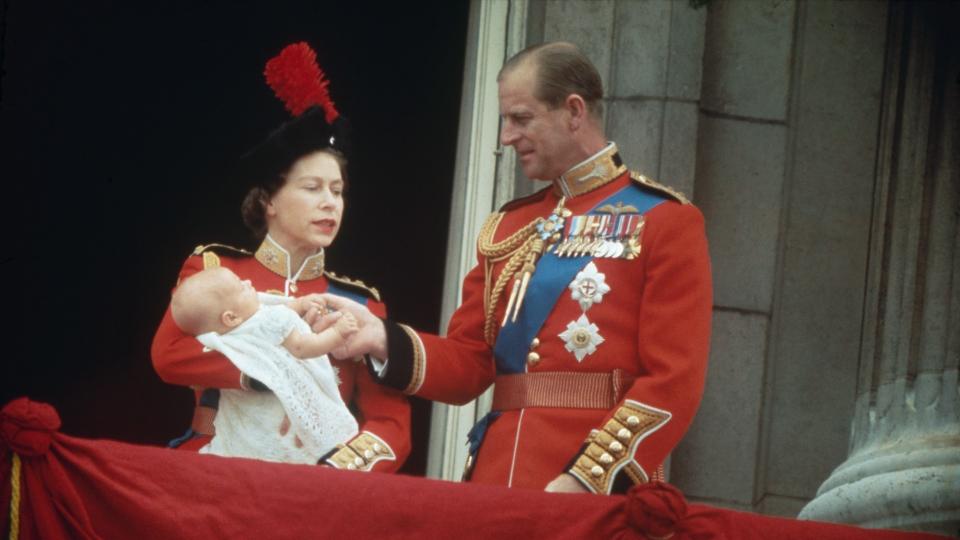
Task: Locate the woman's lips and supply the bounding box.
[312,219,337,233]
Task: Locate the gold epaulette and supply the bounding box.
[191,243,253,270]
[568,400,672,494]
[629,171,690,205]
[191,243,254,256]
[324,271,382,302]
[324,432,396,471]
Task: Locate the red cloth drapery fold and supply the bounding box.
[0,398,948,539]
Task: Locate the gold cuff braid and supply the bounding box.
[398,324,426,395]
[568,400,671,494]
[324,432,396,472]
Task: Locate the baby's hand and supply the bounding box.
[333,312,359,339]
[292,295,327,316]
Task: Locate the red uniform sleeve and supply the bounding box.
[569,204,712,494]
[347,365,412,472]
[150,255,244,390]
[379,255,496,402]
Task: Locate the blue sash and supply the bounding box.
[326,282,368,306]
[491,184,667,375]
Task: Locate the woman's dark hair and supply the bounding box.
[241,148,348,238]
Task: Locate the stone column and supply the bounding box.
[798,2,960,535]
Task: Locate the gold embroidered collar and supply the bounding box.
[552,142,627,198]
[254,235,325,281]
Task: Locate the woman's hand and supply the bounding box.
[318,294,388,359]
[544,473,589,494]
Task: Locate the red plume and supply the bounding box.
[264,42,339,123]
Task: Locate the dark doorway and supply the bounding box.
[0,1,469,477]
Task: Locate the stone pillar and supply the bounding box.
[671,0,797,513]
[798,2,960,535]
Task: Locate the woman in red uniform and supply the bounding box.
[151,42,410,473]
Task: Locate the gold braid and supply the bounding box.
[9,453,21,540]
[477,212,544,345]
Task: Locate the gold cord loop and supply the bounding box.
[477,198,567,345]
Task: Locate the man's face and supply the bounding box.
[498,65,577,181]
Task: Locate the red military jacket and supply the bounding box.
[152,236,411,473]
[379,143,711,493]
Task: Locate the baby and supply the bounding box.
[170,266,359,465]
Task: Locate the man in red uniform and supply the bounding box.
[324,41,711,493]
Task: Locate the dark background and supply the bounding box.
[0,1,470,476]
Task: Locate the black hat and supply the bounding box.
[240,42,350,186]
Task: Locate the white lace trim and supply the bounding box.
[197,305,358,464]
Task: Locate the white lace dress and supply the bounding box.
[196,304,358,464]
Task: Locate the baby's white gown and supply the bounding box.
[196,303,358,464]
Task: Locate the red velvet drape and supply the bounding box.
[0,398,948,539]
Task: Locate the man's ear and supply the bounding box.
[565,93,588,130]
[222,310,244,329]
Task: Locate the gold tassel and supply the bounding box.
[9,453,21,540]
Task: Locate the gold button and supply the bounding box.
[627,415,640,428]
[373,443,383,453]
[591,465,604,477]
[609,441,624,453]
[527,352,541,365]
[347,463,357,471]
[364,449,375,460]
[289,283,298,293]
[354,457,365,467]
[617,428,631,441]
[599,453,614,465]
[530,337,540,349]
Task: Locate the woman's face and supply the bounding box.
[265,151,345,254]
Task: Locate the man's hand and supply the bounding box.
[544,473,589,494]
[317,294,388,359]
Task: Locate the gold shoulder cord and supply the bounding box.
[477,212,545,346]
[9,453,21,540]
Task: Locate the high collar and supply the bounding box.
[552,142,627,199]
[254,235,325,281]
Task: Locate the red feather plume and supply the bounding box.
[264,42,339,123]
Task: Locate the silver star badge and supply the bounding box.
[569,262,610,311]
[558,314,605,362]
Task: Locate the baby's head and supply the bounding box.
[170,267,260,335]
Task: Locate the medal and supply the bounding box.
[553,200,647,260]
